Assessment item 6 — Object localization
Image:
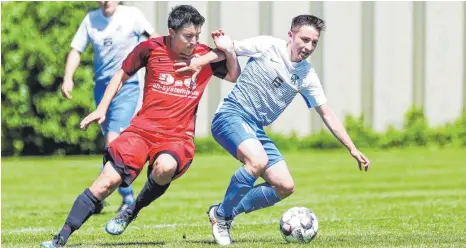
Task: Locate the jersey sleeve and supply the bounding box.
[70,15,90,53]
[299,69,328,108]
[132,7,155,36]
[209,60,228,79]
[122,41,153,76]
[233,36,276,57]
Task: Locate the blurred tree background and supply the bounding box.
[1,2,102,156]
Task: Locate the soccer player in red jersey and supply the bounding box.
[40,5,240,247]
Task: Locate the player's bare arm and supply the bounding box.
[80,69,130,130]
[175,30,241,82]
[174,51,221,82]
[314,103,371,171]
[61,48,81,99]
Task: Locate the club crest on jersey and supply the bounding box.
[291,74,299,86]
[104,38,112,47]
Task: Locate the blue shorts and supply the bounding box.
[211,111,284,168]
[94,80,140,137]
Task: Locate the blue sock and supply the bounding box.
[232,183,280,218]
[216,167,257,218]
[118,185,134,204]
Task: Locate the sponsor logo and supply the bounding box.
[152,73,200,98]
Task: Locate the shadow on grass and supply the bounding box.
[185,237,280,245]
[69,241,165,247]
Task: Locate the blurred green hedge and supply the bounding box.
[2,2,465,157]
[196,107,466,155]
[1,2,103,156]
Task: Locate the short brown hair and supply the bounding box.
[290,15,326,33]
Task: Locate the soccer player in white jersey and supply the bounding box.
[179,15,371,245]
[61,1,157,213]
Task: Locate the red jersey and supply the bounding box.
[122,36,227,139]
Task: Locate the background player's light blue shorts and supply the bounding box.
[211,103,284,169]
[94,78,140,137]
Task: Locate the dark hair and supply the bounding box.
[168,5,205,31]
[290,15,326,33]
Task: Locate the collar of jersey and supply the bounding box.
[99,5,120,22]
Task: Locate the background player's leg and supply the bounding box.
[232,160,294,218]
[106,132,135,211]
[41,162,123,247]
[103,83,140,212]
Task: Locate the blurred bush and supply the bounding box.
[1,2,102,156]
[195,107,466,154]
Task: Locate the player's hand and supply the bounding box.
[61,78,74,99]
[349,149,370,172]
[174,54,202,83]
[211,30,233,53]
[80,108,106,130]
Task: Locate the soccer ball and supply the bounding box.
[279,207,318,243]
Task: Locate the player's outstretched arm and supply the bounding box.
[66,13,90,99]
[174,49,223,83]
[174,30,241,82]
[175,34,276,78]
[314,103,371,171]
[80,70,130,130]
[62,49,81,99]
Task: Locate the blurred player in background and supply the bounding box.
[61,1,157,213]
[41,5,240,247]
[181,14,371,245]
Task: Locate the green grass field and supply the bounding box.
[2,148,466,247]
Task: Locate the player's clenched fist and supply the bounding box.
[211,29,233,52]
[80,108,106,130]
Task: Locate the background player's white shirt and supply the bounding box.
[71,5,154,84]
[222,36,328,126]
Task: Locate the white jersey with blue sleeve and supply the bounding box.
[220,36,328,126]
[71,5,154,84]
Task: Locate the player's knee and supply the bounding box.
[90,162,122,199]
[277,181,295,199]
[244,155,269,177]
[90,177,119,200]
[151,155,177,185]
